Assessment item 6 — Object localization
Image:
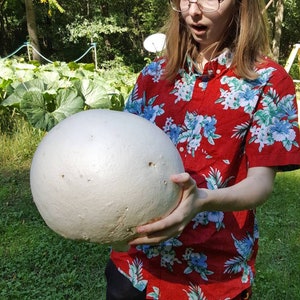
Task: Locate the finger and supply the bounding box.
[136,216,173,235]
[171,173,197,192]
[129,233,169,246]
[170,172,191,185]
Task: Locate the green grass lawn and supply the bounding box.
[0,122,110,299]
[254,170,300,299]
[1,121,299,299]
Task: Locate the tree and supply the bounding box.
[24,0,41,61]
[267,0,300,63]
[271,0,284,61]
[280,0,300,60]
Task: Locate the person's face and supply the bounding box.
[181,0,236,51]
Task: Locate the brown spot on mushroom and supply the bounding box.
[126,227,134,233]
[148,162,156,167]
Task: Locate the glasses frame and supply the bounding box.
[169,0,224,13]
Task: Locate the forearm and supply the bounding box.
[199,167,276,212]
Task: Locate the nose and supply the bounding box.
[188,1,203,16]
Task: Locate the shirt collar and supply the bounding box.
[185,48,233,77]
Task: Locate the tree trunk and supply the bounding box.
[24,0,41,62]
[272,0,284,62]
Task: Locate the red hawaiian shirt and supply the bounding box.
[110,50,300,300]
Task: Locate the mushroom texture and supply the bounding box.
[30,109,184,250]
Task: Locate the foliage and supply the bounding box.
[1,0,300,68]
[295,83,300,102]
[0,116,44,167]
[267,0,300,59]
[39,0,65,15]
[0,58,137,132]
[66,17,128,44]
[0,0,168,69]
[281,0,300,58]
[288,61,300,81]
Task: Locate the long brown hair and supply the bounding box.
[162,0,270,81]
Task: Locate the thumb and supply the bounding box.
[171,172,195,187]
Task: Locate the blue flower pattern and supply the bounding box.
[163,112,221,157]
[216,67,299,152]
[136,238,183,272]
[250,91,299,151]
[183,249,214,281]
[192,211,225,231]
[142,59,165,83]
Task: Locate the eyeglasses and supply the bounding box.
[170,0,224,13]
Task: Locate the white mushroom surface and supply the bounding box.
[30,109,184,249]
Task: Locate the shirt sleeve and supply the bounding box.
[245,63,300,171]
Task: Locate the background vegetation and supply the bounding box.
[0,59,137,132]
[0,0,168,71]
[0,0,300,68]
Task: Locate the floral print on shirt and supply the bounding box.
[111,50,300,300]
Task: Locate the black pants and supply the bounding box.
[105,259,146,300]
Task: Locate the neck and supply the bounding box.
[198,42,221,64]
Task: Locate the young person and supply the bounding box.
[105,0,300,299]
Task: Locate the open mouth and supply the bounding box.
[192,24,208,31]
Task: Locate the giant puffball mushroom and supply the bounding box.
[30,109,184,251]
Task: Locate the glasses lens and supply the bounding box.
[170,0,219,13]
[201,0,219,12]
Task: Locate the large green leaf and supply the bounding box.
[0,64,14,80]
[20,87,84,131]
[77,78,112,109]
[21,91,52,130]
[2,79,46,107]
[53,88,84,122]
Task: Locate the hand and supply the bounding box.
[128,167,276,247]
[129,172,205,246]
